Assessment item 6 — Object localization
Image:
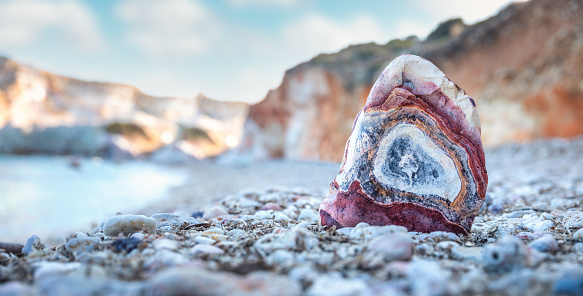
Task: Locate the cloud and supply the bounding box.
[420,0,529,24]
[229,0,298,8]
[116,0,222,57]
[0,0,105,51]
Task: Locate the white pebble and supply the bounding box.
[103,214,157,237]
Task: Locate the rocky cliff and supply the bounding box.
[242,0,583,161]
[0,57,249,158]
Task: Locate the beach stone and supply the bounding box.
[553,270,583,296]
[203,206,229,220]
[190,244,224,257]
[103,214,156,237]
[482,236,527,273]
[261,202,281,211]
[153,239,179,251]
[193,236,216,245]
[297,208,320,223]
[112,237,141,253]
[147,268,301,296]
[349,225,408,240]
[65,237,99,254]
[307,274,368,296]
[22,235,44,256]
[367,233,413,261]
[520,215,553,232]
[562,211,583,229]
[528,234,558,252]
[573,228,583,240]
[33,262,82,282]
[319,55,487,235]
[0,282,37,296]
[407,259,451,296]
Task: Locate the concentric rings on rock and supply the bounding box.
[319,55,488,235]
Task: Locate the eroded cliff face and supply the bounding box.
[0,57,249,158]
[243,0,583,162]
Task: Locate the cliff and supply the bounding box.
[0,57,249,158]
[242,0,583,161]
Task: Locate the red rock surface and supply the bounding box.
[319,55,487,235]
[242,0,583,162]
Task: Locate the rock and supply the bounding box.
[261,202,281,211]
[147,267,301,296]
[528,234,559,252]
[297,208,320,223]
[366,233,413,261]
[33,262,82,282]
[573,228,583,240]
[562,211,583,229]
[407,259,451,296]
[65,237,100,254]
[0,282,37,296]
[482,236,527,273]
[307,274,368,296]
[112,237,142,253]
[193,236,216,245]
[0,242,25,255]
[153,239,179,251]
[22,235,44,256]
[319,55,487,235]
[203,206,229,220]
[103,214,157,237]
[190,245,225,257]
[36,274,142,296]
[520,215,553,232]
[553,270,583,296]
[349,225,408,240]
[452,246,483,261]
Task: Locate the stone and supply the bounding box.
[562,211,583,229]
[22,235,44,256]
[112,237,142,253]
[573,228,583,240]
[366,233,413,261]
[65,237,100,254]
[203,206,229,220]
[407,259,451,296]
[190,245,225,257]
[528,234,559,252]
[319,55,487,235]
[0,282,37,296]
[553,270,583,296]
[520,215,553,232]
[297,208,320,223]
[103,214,157,237]
[147,267,301,296]
[482,236,526,273]
[307,274,368,296]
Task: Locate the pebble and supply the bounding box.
[520,215,554,232]
[103,214,157,237]
[562,211,583,229]
[191,244,225,257]
[33,262,81,282]
[153,239,179,251]
[307,274,368,296]
[193,236,216,245]
[528,234,559,252]
[482,236,526,273]
[22,235,44,256]
[407,259,451,296]
[203,206,229,220]
[367,233,413,261]
[112,237,141,253]
[261,202,281,211]
[553,271,583,296]
[573,228,583,240]
[349,225,408,240]
[0,282,37,296]
[147,267,301,296]
[65,237,99,254]
[297,208,320,223]
[452,246,483,261]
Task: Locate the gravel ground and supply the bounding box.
[1,138,583,296]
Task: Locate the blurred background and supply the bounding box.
[1,0,581,242]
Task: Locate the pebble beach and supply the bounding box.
[1,138,583,296]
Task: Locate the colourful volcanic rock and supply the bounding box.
[319,55,488,235]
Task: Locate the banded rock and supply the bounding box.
[319,55,488,235]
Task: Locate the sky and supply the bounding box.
[0,0,526,103]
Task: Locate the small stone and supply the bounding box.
[574,243,583,254]
[563,211,583,229]
[261,202,281,211]
[22,235,44,256]
[528,234,558,252]
[349,225,407,240]
[148,268,301,296]
[367,233,413,261]
[0,282,37,296]
[521,215,553,232]
[191,244,224,257]
[553,269,583,296]
[65,237,99,254]
[452,246,483,261]
[203,206,229,220]
[482,236,526,273]
[255,210,274,220]
[112,237,141,253]
[33,262,81,282]
[573,228,583,240]
[153,239,179,251]
[488,204,504,214]
[307,274,368,296]
[194,236,216,245]
[297,209,320,223]
[407,259,451,296]
[103,214,157,237]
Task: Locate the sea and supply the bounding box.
[0,155,188,244]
